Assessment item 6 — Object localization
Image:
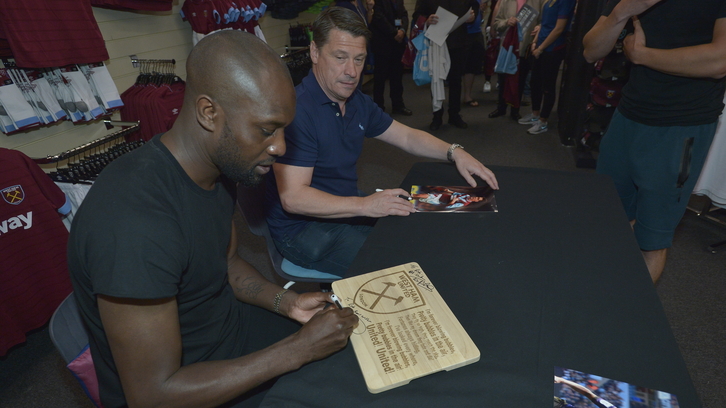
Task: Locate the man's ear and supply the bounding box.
[309,41,319,65]
[196,95,217,132]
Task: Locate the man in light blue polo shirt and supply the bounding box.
[266,7,499,276]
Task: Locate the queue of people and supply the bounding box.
[66,0,726,407]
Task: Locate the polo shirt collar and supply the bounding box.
[301,69,356,108]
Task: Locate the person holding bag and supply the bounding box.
[413,0,478,130]
[488,0,544,121]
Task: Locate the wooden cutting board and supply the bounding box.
[332,262,480,393]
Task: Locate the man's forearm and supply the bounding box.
[584,0,669,63]
[280,185,369,218]
[101,295,314,408]
[141,340,306,408]
[633,44,726,79]
[629,19,726,79]
[378,122,449,161]
[402,133,449,161]
[227,255,287,311]
[583,13,630,63]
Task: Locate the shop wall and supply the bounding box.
[0,2,320,159]
[1,0,423,159]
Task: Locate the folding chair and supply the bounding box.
[49,292,103,407]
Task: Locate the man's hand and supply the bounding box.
[395,29,405,42]
[451,149,499,190]
[285,291,333,324]
[583,0,662,63]
[507,16,518,27]
[427,14,439,25]
[362,188,417,217]
[290,306,358,364]
[623,17,646,64]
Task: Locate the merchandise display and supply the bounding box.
[0,148,73,356]
[0,0,108,68]
[0,62,123,134]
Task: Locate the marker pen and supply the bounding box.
[330,293,344,309]
[376,188,412,201]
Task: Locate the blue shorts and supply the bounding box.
[596,111,717,251]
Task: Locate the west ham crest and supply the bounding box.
[2,185,25,205]
[353,270,426,314]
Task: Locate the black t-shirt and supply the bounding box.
[68,135,247,408]
[603,0,726,126]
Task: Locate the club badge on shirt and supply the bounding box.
[2,185,25,205]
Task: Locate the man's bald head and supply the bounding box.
[185,31,292,110]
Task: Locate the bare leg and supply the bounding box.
[630,220,667,283]
[642,248,667,283]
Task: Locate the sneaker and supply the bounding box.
[483,81,491,93]
[527,120,548,134]
[518,113,539,125]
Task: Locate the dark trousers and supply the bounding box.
[274,219,374,275]
[434,46,467,119]
[448,46,466,117]
[373,50,405,110]
[530,47,566,119]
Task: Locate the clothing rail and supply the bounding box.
[282,46,309,55]
[32,120,140,164]
[687,198,726,253]
[129,55,176,69]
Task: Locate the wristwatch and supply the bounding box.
[447,143,464,162]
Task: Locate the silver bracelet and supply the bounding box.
[273,289,289,315]
[447,143,464,162]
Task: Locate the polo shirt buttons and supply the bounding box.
[336,113,340,116]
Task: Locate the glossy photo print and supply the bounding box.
[409,185,498,213]
[554,367,679,408]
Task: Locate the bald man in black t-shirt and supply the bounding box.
[68,31,358,408]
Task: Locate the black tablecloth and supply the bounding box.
[260,163,700,407]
